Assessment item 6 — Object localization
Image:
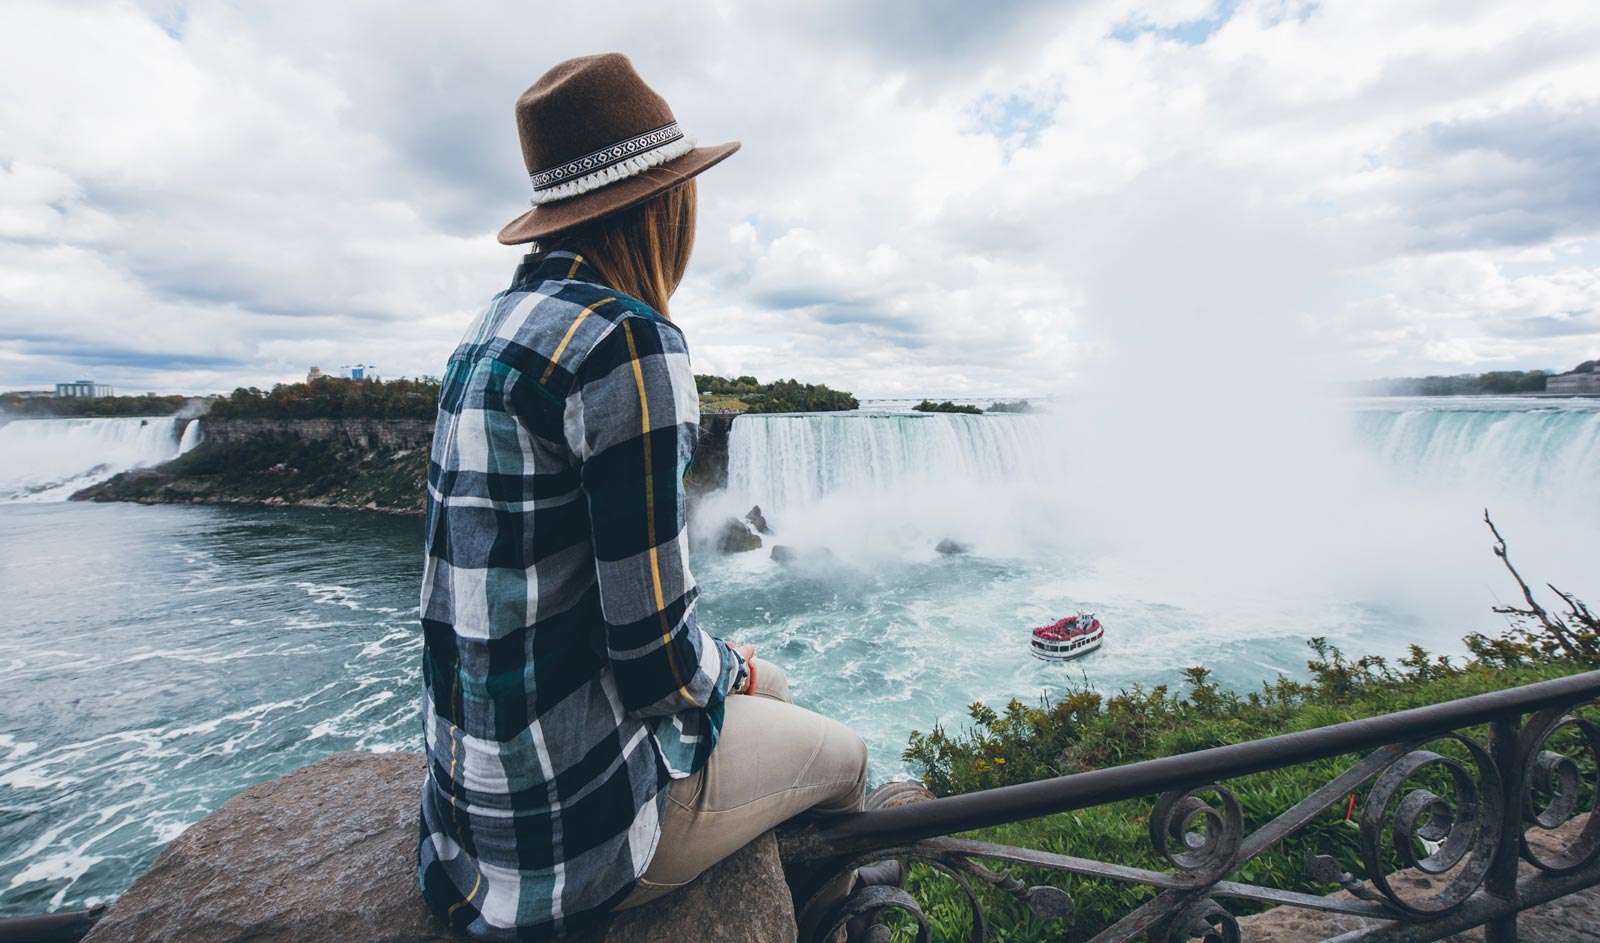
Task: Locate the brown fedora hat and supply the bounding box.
[497,53,740,245]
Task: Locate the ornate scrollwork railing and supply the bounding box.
[779,669,1600,942]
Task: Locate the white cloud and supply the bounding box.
[0,0,1598,395]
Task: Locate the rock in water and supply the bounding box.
[935,538,970,555]
[83,751,797,943]
[718,517,763,553]
[745,505,772,535]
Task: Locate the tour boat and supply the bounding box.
[1030,610,1105,661]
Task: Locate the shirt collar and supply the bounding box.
[512,250,605,289]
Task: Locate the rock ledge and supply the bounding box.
[84,751,795,943]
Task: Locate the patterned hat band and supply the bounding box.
[528,121,696,206]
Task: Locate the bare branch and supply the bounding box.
[1484,509,1581,658]
[1548,583,1599,632]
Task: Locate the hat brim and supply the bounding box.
[497,141,740,245]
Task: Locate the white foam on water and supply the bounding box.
[0,734,37,758]
[161,698,306,742]
[8,852,105,893]
[293,582,368,610]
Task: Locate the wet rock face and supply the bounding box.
[204,418,437,451]
[685,414,735,496]
[718,517,763,553]
[745,505,772,535]
[83,751,797,943]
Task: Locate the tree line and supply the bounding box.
[0,393,190,418]
[207,376,441,419]
[1357,360,1597,396]
[914,399,1035,414]
[694,374,858,413]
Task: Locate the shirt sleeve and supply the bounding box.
[567,314,743,718]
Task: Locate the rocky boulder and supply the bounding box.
[717,517,763,553]
[83,751,796,943]
[745,505,772,535]
[935,538,970,555]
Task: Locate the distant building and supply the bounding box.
[55,380,115,398]
[10,390,53,398]
[338,363,378,380]
[307,366,323,382]
[1548,372,1600,395]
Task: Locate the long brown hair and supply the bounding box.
[546,178,697,318]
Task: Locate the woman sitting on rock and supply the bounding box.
[418,54,888,941]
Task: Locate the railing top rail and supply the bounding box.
[805,667,1600,855]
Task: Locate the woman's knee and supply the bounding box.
[811,720,869,813]
[749,657,791,703]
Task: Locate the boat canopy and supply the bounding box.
[1031,614,1100,642]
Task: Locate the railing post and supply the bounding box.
[1486,715,1523,943]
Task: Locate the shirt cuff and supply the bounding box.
[725,641,749,695]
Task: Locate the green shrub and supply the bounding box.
[912,400,984,415]
[695,374,858,413]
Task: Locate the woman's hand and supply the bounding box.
[732,644,757,694]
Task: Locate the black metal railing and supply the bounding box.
[780,668,1600,943]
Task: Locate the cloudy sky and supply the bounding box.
[2,0,1598,396]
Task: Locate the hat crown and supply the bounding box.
[515,54,676,176]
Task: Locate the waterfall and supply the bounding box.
[726,413,1045,510]
[0,416,188,502]
[1352,404,1600,508]
[178,419,203,455]
[724,403,1599,516]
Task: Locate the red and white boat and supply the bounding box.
[1030,610,1105,661]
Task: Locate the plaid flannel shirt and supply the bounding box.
[417,250,744,940]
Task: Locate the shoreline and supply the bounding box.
[70,489,425,516]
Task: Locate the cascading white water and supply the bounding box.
[0,416,188,502]
[1353,401,1600,511]
[726,413,1045,511]
[726,401,1600,515]
[178,418,203,455]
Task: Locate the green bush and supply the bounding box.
[695,374,858,413]
[913,400,983,415]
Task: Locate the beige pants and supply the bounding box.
[617,658,868,909]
